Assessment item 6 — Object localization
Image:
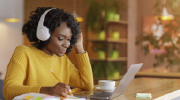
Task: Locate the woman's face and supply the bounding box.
[42,22,72,57]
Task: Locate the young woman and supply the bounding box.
[3,7,93,100]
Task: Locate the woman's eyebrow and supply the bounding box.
[59,34,66,37]
[58,34,72,38]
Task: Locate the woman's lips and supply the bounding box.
[59,50,66,53]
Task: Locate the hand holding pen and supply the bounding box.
[50,69,73,98]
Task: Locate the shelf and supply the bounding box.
[88,38,127,43]
[88,38,105,42]
[107,38,127,43]
[90,58,105,61]
[87,20,128,77]
[90,57,127,61]
[107,57,127,61]
[108,20,128,25]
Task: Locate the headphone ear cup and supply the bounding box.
[43,26,50,40]
[36,8,54,41]
[36,26,50,41]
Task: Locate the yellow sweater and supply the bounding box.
[3,45,94,100]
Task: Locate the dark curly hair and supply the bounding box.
[22,7,81,54]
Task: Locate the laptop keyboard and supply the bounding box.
[89,92,113,97]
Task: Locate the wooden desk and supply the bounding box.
[93,77,180,100]
[136,72,180,78]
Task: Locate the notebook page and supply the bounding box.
[13,93,86,100]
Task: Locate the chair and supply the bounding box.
[0,79,4,100]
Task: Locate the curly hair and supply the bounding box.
[22,7,81,54]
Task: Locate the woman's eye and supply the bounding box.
[58,37,63,41]
[68,39,71,41]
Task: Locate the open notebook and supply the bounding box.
[13,93,85,100]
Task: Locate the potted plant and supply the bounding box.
[108,44,119,59]
[136,0,180,71]
[87,0,123,80]
[91,43,121,80]
[112,31,120,40]
[105,62,117,80]
[97,30,105,40]
[91,61,123,80]
[112,44,120,59]
[86,0,122,39]
[91,42,106,59]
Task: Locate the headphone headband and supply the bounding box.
[36,8,55,41]
[37,8,55,29]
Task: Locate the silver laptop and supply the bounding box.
[73,63,143,100]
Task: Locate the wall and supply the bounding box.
[136,0,157,70]
[0,0,24,79]
[128,0,165,71]
[127,0,138,69]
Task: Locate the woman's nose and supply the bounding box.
[63,40,70,48]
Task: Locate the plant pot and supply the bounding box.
[111,50,119,59]
[114,14,120,21]
[107,11,115,21]
[98,30,105,40]
[107,69,120,80]
[112,31,120,40]
[97,50,105,60]
[92,62,105,80]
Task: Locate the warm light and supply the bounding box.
[73,12,84,22]
[75,17,84,22]
[5,18,21,22]
[161,7,174,21]
[73,0,83,22]
[160,15,174,21]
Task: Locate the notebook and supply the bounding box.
[73,63,143,100]
[13,93,86,100]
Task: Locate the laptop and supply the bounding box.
[73,63,143,100]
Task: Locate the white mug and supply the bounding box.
[98,80,115,90]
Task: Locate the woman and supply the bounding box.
[3,7,93,100]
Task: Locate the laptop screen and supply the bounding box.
[110,63,143,99]
[73,63,143,100]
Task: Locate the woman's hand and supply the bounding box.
[75,32,83,47]
[40,82,71,98]
[50,82,71,97]
[74,32,85,54]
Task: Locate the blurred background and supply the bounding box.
[1,0,180,84]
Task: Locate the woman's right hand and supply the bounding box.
[50,82,71,97]
[40,82,71,98]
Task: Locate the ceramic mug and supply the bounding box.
[98,80,115,90]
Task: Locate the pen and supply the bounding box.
[50,69,74,97]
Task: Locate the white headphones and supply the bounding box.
[36,8,55,41]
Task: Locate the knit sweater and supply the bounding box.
[3,45,94,100]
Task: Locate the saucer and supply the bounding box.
[96,87,116,92]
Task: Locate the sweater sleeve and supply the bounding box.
[3,46,41,100]
[69,52,94,90]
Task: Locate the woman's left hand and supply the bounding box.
[74,31,85,54]
[75,32,83,47]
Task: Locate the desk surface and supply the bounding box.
[93,77,180,100]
